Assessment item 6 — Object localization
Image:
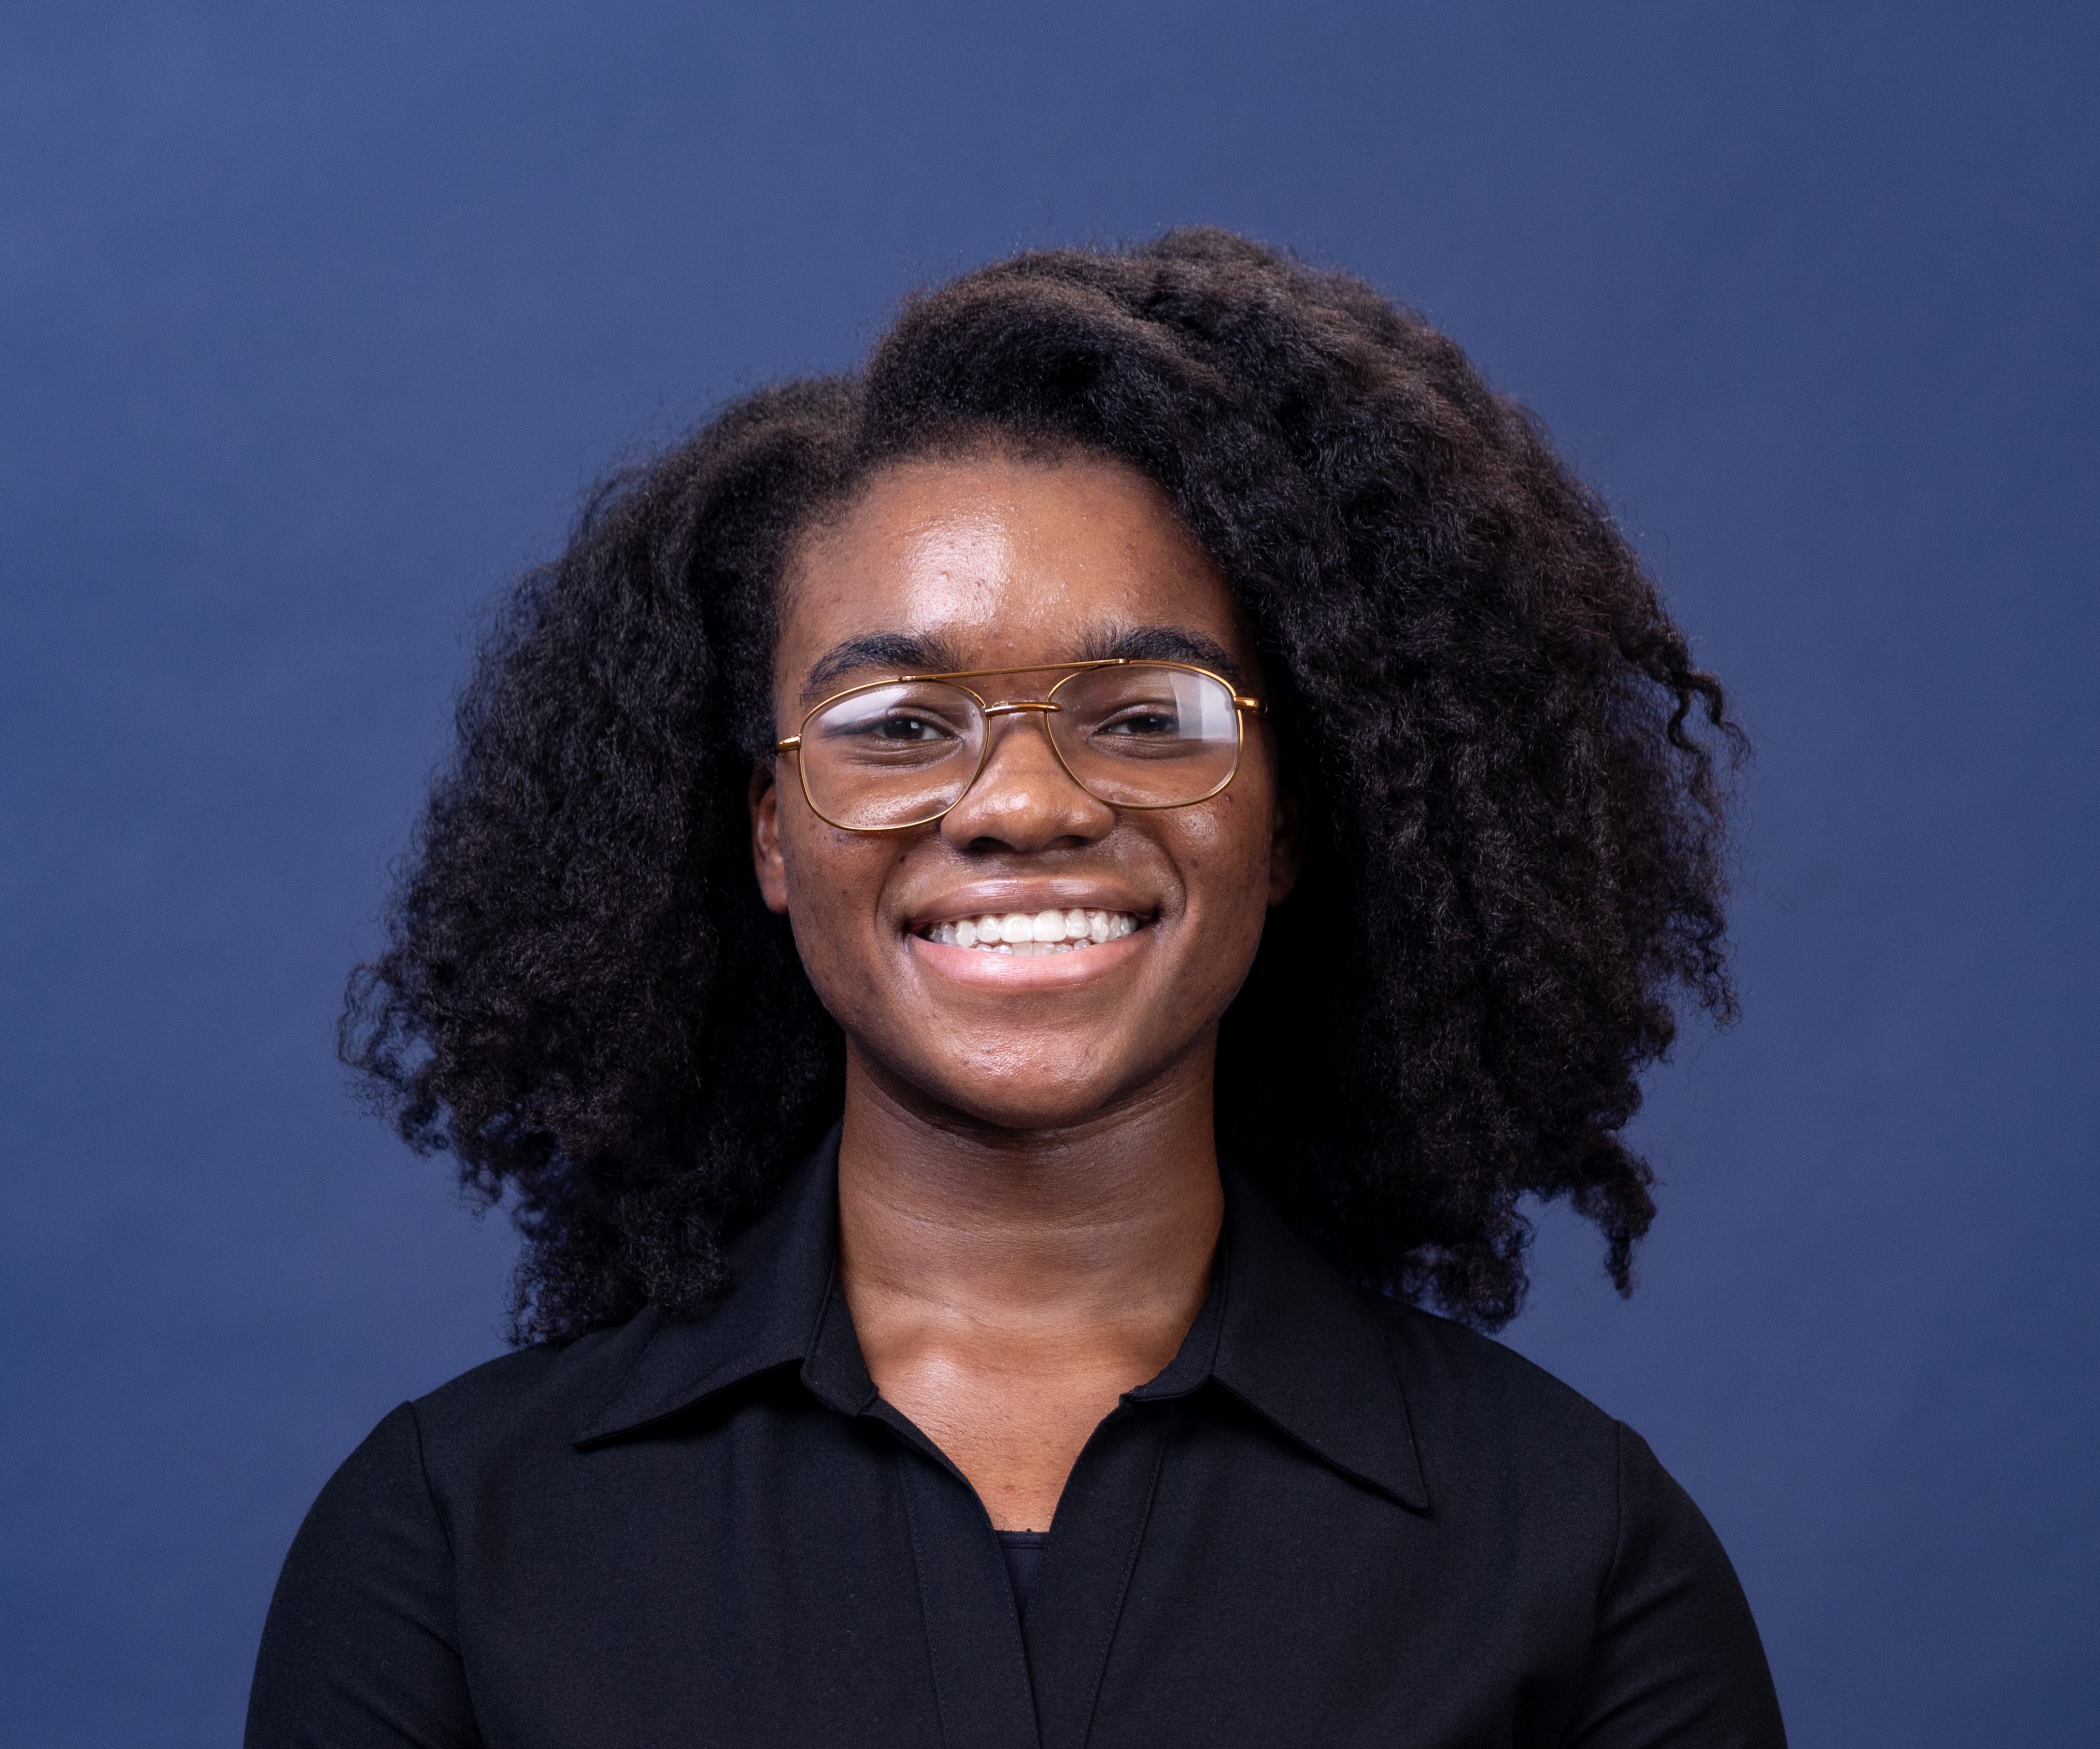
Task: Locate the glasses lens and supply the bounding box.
[799,681,985,829]
[1049,665,1242,807]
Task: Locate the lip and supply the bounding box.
[902,879,1157,933]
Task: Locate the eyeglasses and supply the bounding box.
[775,659,1267,833]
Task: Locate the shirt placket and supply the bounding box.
[877,1397,1173,1749]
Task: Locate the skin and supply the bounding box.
[749,451,1300,1532]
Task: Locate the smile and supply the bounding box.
[918,909,1145,957]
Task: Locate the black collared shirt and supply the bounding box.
[247,1136,1785,1747]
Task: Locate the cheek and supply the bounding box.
[778,854,893,1039]
[777,815,896,954]
[1174,791,1276,911]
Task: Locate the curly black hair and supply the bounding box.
[343,227,1741,1345]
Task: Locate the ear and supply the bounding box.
[749,761,791,916]
[1266,775,1304,907]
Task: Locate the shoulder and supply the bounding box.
[1362,1304,1790,1740]
[281,1314,661,1547]
[250,1321,674,1741]
[1364,1295,1635,1525]
[402,1310,666,1487]
[1363,1296,1752,1604]
[1370,1293,1616,1440]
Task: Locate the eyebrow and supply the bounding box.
[803,633,970,702]
[1079,623,1244,685]
[800,622,1246,703]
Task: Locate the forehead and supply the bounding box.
[778,452,1250,697]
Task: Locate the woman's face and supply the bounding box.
[751,450,1299,1133]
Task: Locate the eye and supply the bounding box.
[869,714,952,742]
[1097,705,1181,737]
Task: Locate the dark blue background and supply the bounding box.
[4,4,2093,1743]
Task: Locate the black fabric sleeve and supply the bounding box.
[1562,1423,1788,1748]
[245,1403,484,1748]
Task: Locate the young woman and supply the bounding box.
[249,230,1785,1746]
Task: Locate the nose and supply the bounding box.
[938,708,1114,854]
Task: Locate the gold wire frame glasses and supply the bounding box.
[774,658,1267,833]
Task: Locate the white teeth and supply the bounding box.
[921,908,1146,952]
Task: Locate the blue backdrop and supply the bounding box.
[4,5,2093,1743]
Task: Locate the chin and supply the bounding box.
[934,1075,1123,1134]
[883,1041,1138,1133]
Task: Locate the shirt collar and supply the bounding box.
[574,1129,1430,1512]
[1175,1163,1429,1510]
[572,1127,855,1447]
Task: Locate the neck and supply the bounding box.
[835,1046,1224,1335]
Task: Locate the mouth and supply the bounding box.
[916,908,1147,958]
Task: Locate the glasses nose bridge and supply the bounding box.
[957,660,1094,717]
[949,692,1094,821]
